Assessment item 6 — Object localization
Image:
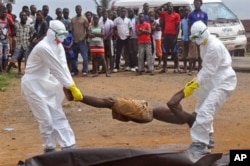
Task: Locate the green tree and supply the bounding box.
[93,0,112,10]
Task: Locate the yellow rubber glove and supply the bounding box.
[183,77,199,98]
[68,83,83,101]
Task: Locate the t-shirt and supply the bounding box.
[7,14,14,35]
[152,19,162,40]
[0,18,9,41]
[63,33,74,59]
[89,26,104,47]
[56,17,71,32]
[136,22,151,44]
[128,16,138,39]
[44,15,53,26]
[114,17,132,40]
[63,33,73,47]
[160,11,180,35]
[15,22,35,49]
[144,14,150,23]
[188,10,208,26]
[71,15,89,42]
[181,17,189,41]
[98,18,114,40]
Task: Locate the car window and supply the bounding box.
[201,2,237,21]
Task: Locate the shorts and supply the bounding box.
[90,46,105,57]
[188,42,197,59]
[111,98,153,123]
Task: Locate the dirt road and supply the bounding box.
[0,71,249,166]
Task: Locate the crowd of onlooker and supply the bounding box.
[0,0,207,77]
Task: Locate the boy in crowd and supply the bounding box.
[62,30,74,72]
[181,7,190,73]
[88,15,110,77]
[136,13,154,76]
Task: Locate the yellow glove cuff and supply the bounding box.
[68,83,83,101]
[183,78,199,98]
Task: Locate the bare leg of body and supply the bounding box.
[167,90,196,127]
[153,105,187,125]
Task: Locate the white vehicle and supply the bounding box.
[109,0,247,56]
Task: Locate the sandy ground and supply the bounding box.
[0,69,250,166]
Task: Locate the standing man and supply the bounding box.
[31,10,48,48]
[21,20,83,153]
[42,5,53,26]
[21,6,34,25]
[96,6,103,18]
[136,13,154,76]
[63,8,72,32]
[142,3,150,22]
[7,11,35,74]
[185,21,237,161]
[188,0,208,71]
[85,11,93,25]
[113,7,132,73]
[127,8,138,72]
[88,15,110,77]
[6,3,16,22]
[150,9,162,68]
[99,10,114,73]
[6,3,15,57]
[29,4,37,23]
[55,8,68,29]
[0,5,14,72]
[159,2,180,73]
[71,5,89,76]
[181,7,190,73]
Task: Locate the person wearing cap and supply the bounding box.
[183,20,237,161]
[21,20,83,153]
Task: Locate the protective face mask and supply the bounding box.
[50,28,68,43]
[56,34,67,43]
[194,38,203,45]
[190,28,207,45]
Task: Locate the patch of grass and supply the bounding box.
[0,72,15,91]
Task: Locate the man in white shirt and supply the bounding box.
[113,7,132,72]
[29,5,37,23]
[98,10,114,72]
[126,8,138,72]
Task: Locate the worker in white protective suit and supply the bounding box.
[183,20,237,161]
[21,20,83,153]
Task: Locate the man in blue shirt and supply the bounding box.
[188,0,208,26]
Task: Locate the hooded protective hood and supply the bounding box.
[190,21,210,45]
[47,20,68,43]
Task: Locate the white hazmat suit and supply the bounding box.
[190,21,237,147]
[21,20,76,152]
